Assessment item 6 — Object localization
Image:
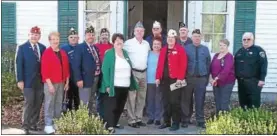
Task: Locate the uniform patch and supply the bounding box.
[259,52,265,58]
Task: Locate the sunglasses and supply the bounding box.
[243,38,251,41]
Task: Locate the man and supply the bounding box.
[95,28,113,119]
[145,21,167,50]
[15,26,46,134]
[61,27,80,111]
[184,29,211,128]
[178,22,193,127]
[73,25,100,116]
[234,32,268,109]
[178,22,192,47]
[124,21,150,128]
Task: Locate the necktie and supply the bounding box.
[33,45,39,62]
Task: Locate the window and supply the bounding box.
[85,1,111,42]
[201,1,227,53]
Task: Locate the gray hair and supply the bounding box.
[242,32,255,40]
[219,39,230,46]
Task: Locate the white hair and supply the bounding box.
[242,32,255,40]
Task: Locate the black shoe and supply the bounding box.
[181,122,189,128]
[136,121,146,127]
[114,124,124,129]
[147,119,154,125]
[155,120,161,126]
[197,122,206,128]
[24,129,30,134]
[169,125,179,131]
[158,123,170,129]
[30,126,41,131]
[128,123,140,128]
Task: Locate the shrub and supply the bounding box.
[54,103,109,134]
[1,72,21,106]
[204,108,277,134]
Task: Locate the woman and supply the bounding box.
[156,29,187,131]
[210,39,235,115]
[146,36,163,125]
[41,32,70,134]
[100,33,139,133]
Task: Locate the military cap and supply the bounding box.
[85,25,95,33]
[168,29,177,37]
[68,27,78,36]
[192,29,201,34]
[179,22,187,28]
[30,26,41,34]
[100,28,109,34]
[134,21,144,29]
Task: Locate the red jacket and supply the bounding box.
[41,47,70,83]
[156,44,188,80]
[95,42,113,62]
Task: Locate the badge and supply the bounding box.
[172,51,177,55]
[259,52,265,58]
[249,52,253,55]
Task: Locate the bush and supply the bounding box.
[1,72,21,106]
[54,104,109,134]
[204,108,277,134]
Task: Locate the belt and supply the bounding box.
[132,68,147,73]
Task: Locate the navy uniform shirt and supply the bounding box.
[61,43,76,79]
[177,37,193,47]
[234,45,268,81]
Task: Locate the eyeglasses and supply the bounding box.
[69,36,78,39]
[243,38,251,41]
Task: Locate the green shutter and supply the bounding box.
[233,1,257,53]
[58,0,78,44]
[2,2,16,46]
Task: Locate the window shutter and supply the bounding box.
[233,1,257,53]
[2,2,16,46]
[58,0,78,44]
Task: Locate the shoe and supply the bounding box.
[128,123,140,128]
[136,121,146,127]
[197,122,206,128]
[107,127,115,133]
[158,123,170,129]
[30,126,39,131]
[44,126,55,134]
[181,122,189,128]
[155,120,161,126]
[147,119,154,125]
[114,124,124,129]
[23,129,30,134]
[169,124,179,131]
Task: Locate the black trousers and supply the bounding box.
[67,79,80,110]
[161,79,182,125]
[103,87,129,128]
[237,78,262,109]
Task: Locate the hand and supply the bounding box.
[176,79,182,86]
[17,81,24,91]
[211,80,217,86]
[258,81,265,87]
[64,83,69,91]
[106,88,110,94]
[155,79,160,87]
[77,80,83,88]
[48,84,55,95]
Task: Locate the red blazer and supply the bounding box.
[156,44,188,80]
[41,47,70,83]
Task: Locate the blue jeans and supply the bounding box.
[213,83,234,114]
[146,83,163,121]
[96,91,104,119]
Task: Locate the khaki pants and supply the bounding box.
[126,71,147,124]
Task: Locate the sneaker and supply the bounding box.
[44,126,55,134]
[155,120,161,126]
[147,119,154,125]
[136,121,146,127]
[114,124,124,129]
[107,127,115,133]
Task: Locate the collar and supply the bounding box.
[29,41,38,47]
[133,37,145,44]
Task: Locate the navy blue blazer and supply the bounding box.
[72,41,100,88]
[15,41,46,88]
[61,43,76,80]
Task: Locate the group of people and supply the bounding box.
[15,20,268,134]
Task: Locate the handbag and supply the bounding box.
[62,90,69,114]
[170,79,187,91]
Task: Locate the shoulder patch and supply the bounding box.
[259,51,265,58]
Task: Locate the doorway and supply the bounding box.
[127,1,184,39]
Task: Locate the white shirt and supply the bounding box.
[30,42,41,60]
[114,53,131,87]
[123,37,150,70]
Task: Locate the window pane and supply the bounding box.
[214,1,227,12]
[202,1,214,12]
[212,34,225,53]
[214,15,226,33]
[203,34,213,43]
[86,1,110,11]
[202,15,213,33]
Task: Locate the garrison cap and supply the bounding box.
[100,28,109,34]
[179,22,187,28]
[134,21,144,29]
[30,26,41,34]
[68,27,78,36]
[85,25,95,33]
[192,29,201,35]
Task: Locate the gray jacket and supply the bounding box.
[185,43,211,77]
